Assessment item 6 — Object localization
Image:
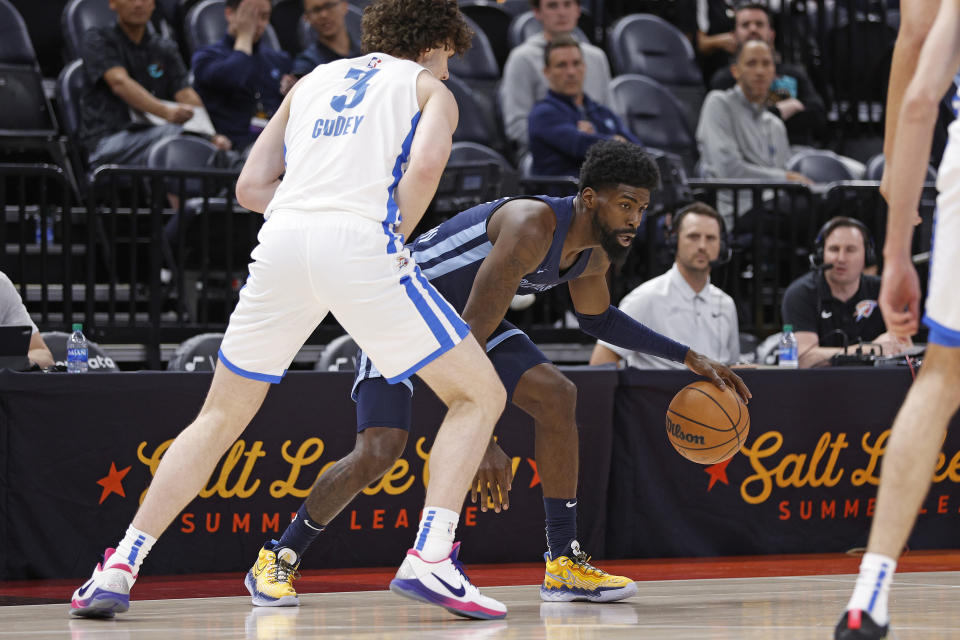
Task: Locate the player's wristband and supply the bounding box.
[576,305,690,364]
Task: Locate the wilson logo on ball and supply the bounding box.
[666,416,706,445]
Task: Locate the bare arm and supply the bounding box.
[394,73,459,240]
[27,332,54,369]
[880,0,941,197]
[174,86,204,107]
[103,66,189,121]
[460,203,555,343]
[235,85,295,212]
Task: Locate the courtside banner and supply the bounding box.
[0,369,616,579]
[606,367,960,557]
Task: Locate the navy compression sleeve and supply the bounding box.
[576,306,690,364]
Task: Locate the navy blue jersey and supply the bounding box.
[411,195,593,311]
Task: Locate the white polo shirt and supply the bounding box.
[599,264,740,369]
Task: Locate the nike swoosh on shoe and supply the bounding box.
[76,579,94,598]
[431,573,466,598]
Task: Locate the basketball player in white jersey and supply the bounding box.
[70,0,509,621]
[835,1,960,638]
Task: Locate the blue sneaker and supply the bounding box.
[69,548,136,618]
[390,543,507,620]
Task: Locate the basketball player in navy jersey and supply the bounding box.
[835,1,960,639]
[257,140,751,606]
[71,0,512,621]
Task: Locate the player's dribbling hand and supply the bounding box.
[683,350,752,405]
[470,440,513,513]
[879,255,921,339]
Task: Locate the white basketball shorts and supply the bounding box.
[218,211,470,383]
[927,120,960,347]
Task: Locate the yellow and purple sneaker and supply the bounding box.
[540,540,637,603]
[245,542,300,607]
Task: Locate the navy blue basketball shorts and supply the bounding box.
[352,320,551,431]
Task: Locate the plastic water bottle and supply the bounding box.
[778,324,798,369]
[67,323,88,373]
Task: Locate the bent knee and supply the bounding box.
[355,428,407,474]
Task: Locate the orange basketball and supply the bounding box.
[666,380,750,464]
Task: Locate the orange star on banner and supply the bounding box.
[704,458,732,491]
[527,458,540,488]
[97,462,131,504]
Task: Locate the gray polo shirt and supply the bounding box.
[499,33,613,149]
[0,272,38,333]
[696,85,791,181]
[599,264,739,369]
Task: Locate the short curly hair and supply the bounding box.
[362,0,473,60]
[578,140,660,194]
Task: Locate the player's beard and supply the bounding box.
[592,216,633,268]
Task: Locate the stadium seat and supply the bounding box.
[865,153,937,183]
[606,14,705,131]
[315,334,358,371]
[507,10,589,49]
[55,58,94,179]
[445,74,502,150]
[294,1,363,53]
[608,74,697,175]
[146,134,220,197]
[448,14,500,81]
[449,141,518,196]
[184,0,281,58]
[166,332,223,371]
[40,331,119,371]
[786,149,857,183]
[459,1,513,70]
[0,0,38,65]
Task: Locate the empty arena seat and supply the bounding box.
[786,149,857,183]
[609,74,698,175]
[62,0,173,61]
[449,141,518,196]
[865,153,937,183]
[40,331,119,372]
[0,0,38,65]
[448,14,500,81]
[167,332,224,371]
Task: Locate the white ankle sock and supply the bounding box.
[846,552,897,626]
[413,506,459,562]
[113,525,157,574]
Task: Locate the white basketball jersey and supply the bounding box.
[265,53,425,232]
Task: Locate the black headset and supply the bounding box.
[667,202,732,266]
[810,217,877,269]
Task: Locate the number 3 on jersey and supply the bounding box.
[330,68,380,112]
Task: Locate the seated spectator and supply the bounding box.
[500,0,612,154]
[697,39,810,185]
[0,271,54,369]
[288,0,361,85]
[528,35,639,177]
[81,0,231,167]
[589,202,739,369]
[193,0,293,152]
[781,217,910,368]
[709,2,826,146]
[695,0,738,84]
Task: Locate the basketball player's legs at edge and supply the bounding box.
[260,338,637,608]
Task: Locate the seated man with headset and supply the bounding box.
[782,216,911,368]
[589,202,740,369]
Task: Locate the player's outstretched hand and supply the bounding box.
[470,440,513,513]
[684,350,752,405]
[879,254,921,339]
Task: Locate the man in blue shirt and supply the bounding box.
[528,34,640,177]
[288,0,361,82]
[192,0,293,151]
